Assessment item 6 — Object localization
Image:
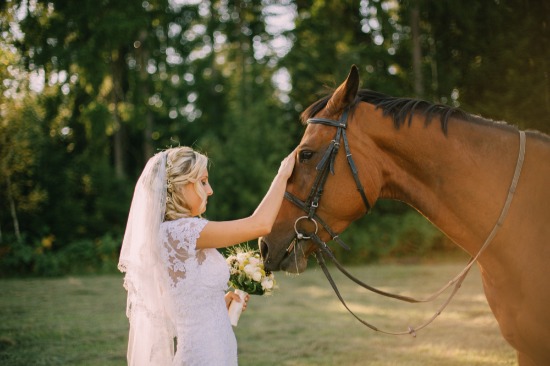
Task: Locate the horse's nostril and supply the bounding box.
[259,239,269,262]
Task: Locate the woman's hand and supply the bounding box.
[225,291,250,311]
[277,149,296,179]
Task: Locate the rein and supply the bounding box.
[285,107,526,336]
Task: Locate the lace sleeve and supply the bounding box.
[161,217,208,287]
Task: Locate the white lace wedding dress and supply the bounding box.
[160,217,238,365]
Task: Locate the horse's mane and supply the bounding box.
[302,89,550,143]
[301,89,503,135]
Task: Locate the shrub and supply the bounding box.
[0,233,122,277]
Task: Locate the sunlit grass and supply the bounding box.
[0,263,517,365]
[235,262,517,366]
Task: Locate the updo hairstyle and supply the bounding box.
[164,147,209,220]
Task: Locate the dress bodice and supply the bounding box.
[160,217,237,365]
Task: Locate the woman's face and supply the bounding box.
[180,169,213,216]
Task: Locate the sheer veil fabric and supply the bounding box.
[118,151,176,365]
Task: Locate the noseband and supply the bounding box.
[283,106,527,336]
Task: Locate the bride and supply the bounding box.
[118,146,295,365]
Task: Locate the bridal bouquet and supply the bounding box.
[226,245,276,326]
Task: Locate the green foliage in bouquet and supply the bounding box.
[226,244,275,296]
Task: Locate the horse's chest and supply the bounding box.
[482,271,550,361]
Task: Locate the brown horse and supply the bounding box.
[261,65,550,365]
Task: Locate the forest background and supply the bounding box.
[1,0,548,276]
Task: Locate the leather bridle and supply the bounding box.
[284,107,369,251]
[283,106,526,336]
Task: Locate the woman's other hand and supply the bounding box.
[225,291,250,311]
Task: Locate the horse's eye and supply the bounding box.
[299,150,314,163]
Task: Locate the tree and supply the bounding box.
[0,17,47,245]
[1,0,294,274]
[1,0,548,274]
[399,0,550,132]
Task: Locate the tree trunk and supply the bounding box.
[137,30,154,161]
[5,175,21,242]
[411,4,424,97]
[113,111,125,179]
[111,48,127,179]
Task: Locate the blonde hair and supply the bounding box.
[164,146,209,221]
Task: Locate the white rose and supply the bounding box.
[244,264,255,276]
[252,271,262,282]
[236,252,247,264]
[261,278,273,290]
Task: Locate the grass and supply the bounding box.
[0,261,517,365]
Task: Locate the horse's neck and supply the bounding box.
[366,112,521,257]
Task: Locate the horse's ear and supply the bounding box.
[327,65,360,113]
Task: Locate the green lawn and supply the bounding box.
[0,262,517,365]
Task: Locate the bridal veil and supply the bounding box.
[118,151,176,365]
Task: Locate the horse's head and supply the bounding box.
[261,66,380,273]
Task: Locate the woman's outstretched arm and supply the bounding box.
[196,149,296,249]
